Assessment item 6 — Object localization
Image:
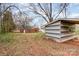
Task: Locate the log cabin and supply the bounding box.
[44,18,79,42]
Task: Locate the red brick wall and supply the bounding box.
[13,28,39,33]
[25,28,39,33]
[20,29,24,33]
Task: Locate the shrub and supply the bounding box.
[0,33,14,43]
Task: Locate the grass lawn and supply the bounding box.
[0,33,14,44]
[0,32,79,56]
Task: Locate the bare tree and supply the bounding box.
[54,3,69,19]
[27,3,69,23]
[13,11,33,30]
[27,3,53,23]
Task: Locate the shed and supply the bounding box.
[44,18,79,42]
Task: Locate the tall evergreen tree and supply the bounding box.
[1,10,15,33]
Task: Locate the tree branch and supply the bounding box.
[54,3,69,19]
[0,5,22,17]
[38,3,50,19]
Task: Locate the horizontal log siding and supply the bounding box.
[45,21,61,39]
[45,21,74,39]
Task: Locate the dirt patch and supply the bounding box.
[0,33,79,56]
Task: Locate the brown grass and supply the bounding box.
[0,32,79,56]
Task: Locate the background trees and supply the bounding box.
[1,10,15,33]
[0,3,70,33]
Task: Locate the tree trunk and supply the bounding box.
[49,18,53,22]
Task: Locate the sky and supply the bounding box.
[53,3,79,18]
[67,4,79,18]
[8,3,79,27]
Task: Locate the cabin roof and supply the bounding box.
[45,18,79,27]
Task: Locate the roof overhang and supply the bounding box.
[44,18,79,27]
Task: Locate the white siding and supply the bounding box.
[45,21,61,39]
[45,21,73,39]
[45,30,60,33]
[45,20,76,42]
[46,33,61,38]
[46,33,73,38]
[46,26,61,30]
